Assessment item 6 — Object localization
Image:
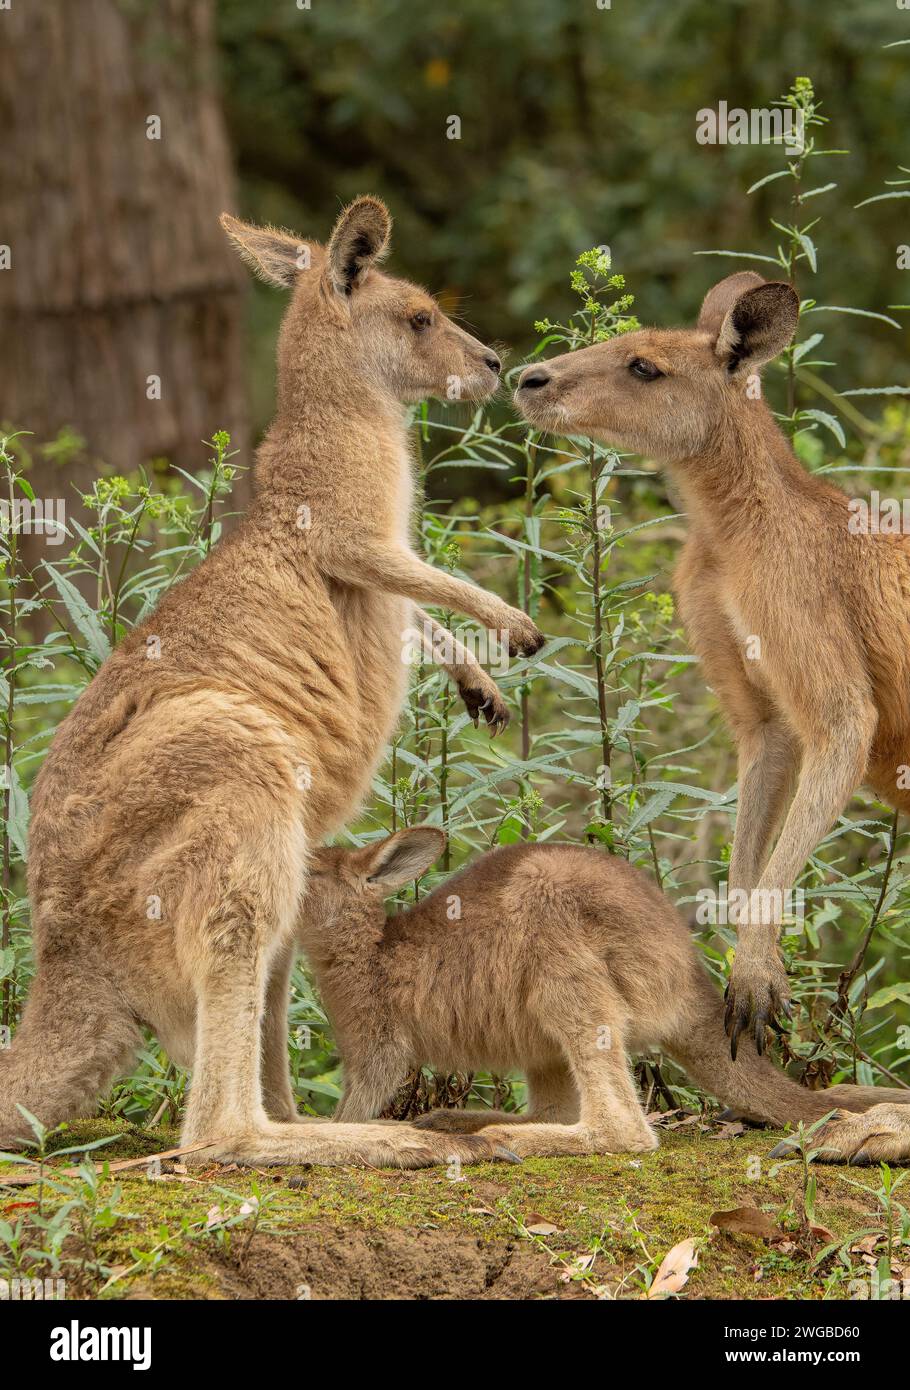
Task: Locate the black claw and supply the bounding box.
[781,999,793,1020]
[723,993,735,1035]
[495,1145,523,1164]
[754,1013,767,1055]
[768,1139,795,1160]
[730,1010,747,1062]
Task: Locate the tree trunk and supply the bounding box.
[0,0,249,582]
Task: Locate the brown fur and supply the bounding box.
[0,198,543,1169]
[514,271,910,1159]
[297,828,909,1160]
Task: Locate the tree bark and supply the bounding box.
[0,0,249,577]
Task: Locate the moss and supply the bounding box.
[0,1120,890,1300]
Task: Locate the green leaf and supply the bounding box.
[840,386,910,397]
[626,786,677,833]
[746,169,790,195]
[792,333,824,364]
[5,762,29,862]
[855,191,910,207]
[802,305,901,330]
[799,409,845,447]
[613,699,641,734]
[43,565,111,663]
[866,983,910,1012]
[295,1076,342,1099]
[694,250,783,266]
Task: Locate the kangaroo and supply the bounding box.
[0,196,543,1170]
[296,826,910,1162]
[513,270,910,1161]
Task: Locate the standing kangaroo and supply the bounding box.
[296,826,910,1162]
[0,196,542,1168]
[515,270,910,1161]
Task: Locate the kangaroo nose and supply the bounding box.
[484,352,501,375]
[519,367,551,390]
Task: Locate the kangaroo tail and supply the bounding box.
[662,973,910,1127]
[0,960,140,1150]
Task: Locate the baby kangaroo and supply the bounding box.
[298,827,910,1161]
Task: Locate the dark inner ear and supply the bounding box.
[326,197,391,297]
[341,232,376,295]
[718,282,800,373]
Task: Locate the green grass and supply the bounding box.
[0,1116,897,1300]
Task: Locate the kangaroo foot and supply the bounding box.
[184,1119,522,1170]
[770,1104,910,1165]
[474,1120,659,1159]
[413,1108,529,1132]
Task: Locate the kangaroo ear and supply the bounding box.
[220,214,311,289]
[363,827,446,889]
[711,279,799,375]
[325,195,392,298]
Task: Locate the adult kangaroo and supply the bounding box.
[515,271,910,1163]
[1,197,542,1168]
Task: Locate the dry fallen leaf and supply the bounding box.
[524,1212,560,1236]
[647,1237,699,1298]
[710,1121,747,1139]
[809,1223,836,1244]
[710,1206,781,1241]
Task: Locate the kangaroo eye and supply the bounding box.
[629,357,662,380]
[410,310,432,332]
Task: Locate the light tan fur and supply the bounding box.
[296,828,910,1161]
[0,197,543,1169]
[514,271,910,1159]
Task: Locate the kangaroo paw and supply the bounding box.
[456,679,510,737]
[724,953,791,1060]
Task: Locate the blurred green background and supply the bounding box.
[217,0,909,433]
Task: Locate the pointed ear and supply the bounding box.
[220,213,310,289]
[362,827,446,889]
[710,279,799,375]
[325,196,392,298]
